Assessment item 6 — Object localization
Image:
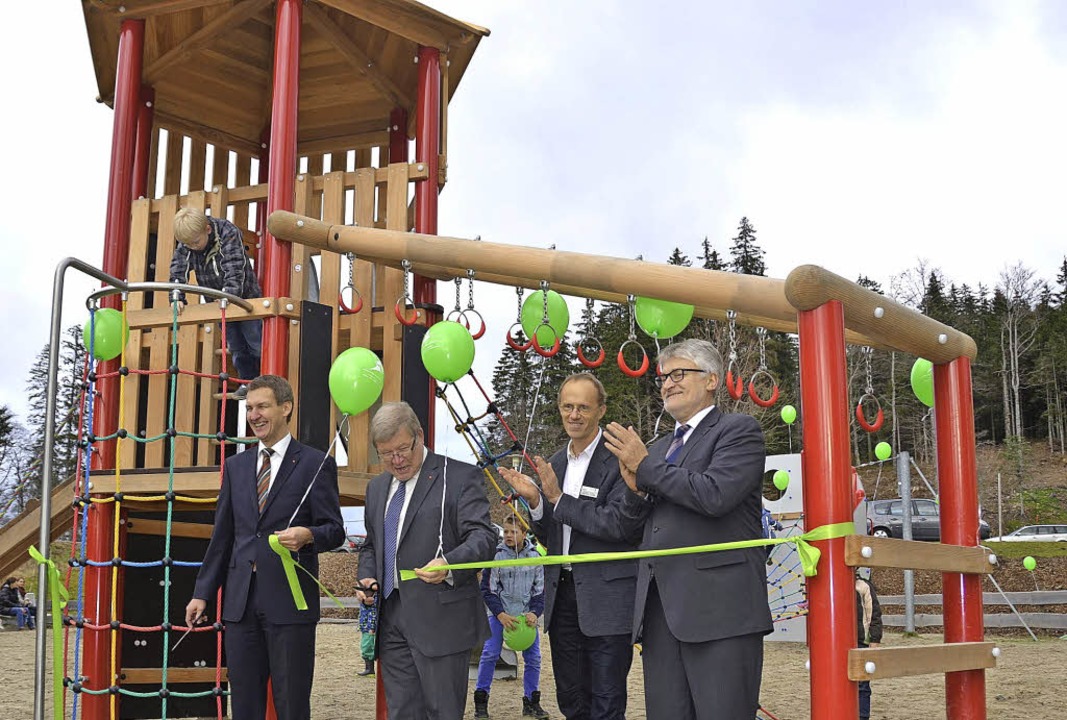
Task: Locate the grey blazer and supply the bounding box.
[533,435,643,637]
[358,451,497,657]
[619,408,773,644]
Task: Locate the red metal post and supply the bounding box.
[130,86,154,200]
[87,18,144,718]
[934,357,987,719]
[260,0,302,377]
[414,48,441,448]
[796,301,858,720]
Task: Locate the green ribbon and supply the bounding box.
[29,545,69,720]
[267,535,349,611]
[399,522,855,582]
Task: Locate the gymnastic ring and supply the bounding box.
[445,308,467,325]
[577,338,605,368]
[725,368,745,401]
[461,309,486,340]
[506,322,533,352]
[394,296,419,326]
[617,339,649,378]
[855,394,885,432]
[339,285,363,315]
[532,324,561,358]
[747,370,779,408]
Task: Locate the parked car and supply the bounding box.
[867,498,991,541]
[335,533,367,552]
[987,524,1067,542]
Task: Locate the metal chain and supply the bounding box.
[515,286,524,322]
[466,269,476,310]
[540,280,550,324]
[346,252,355,286]
[863,346,874,394]
[627,294,637,340]
[727,310,738,361]
[401,259,411,297]
[453,276,463,313]
[756,326,768,370]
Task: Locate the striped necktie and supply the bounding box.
[257,448,274,512]
[382,481,407,599]
[665,424,690,464]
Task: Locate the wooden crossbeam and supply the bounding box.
[843,535,995,574]
[89,469,372,505]
[847,642,996,681]
[125,518,213,539]
[121,666,228,684]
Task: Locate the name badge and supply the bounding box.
[579,485,599,499]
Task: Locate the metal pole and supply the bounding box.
[897,450,915,633]
[797,301,858,719]
[997,473,1003,538]
[34,259,125,720]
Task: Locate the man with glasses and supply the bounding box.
[357,402,496,719]
[502,373,643,720]
[603,339,771,720]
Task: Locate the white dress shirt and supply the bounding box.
[676,405,714,445]
[384,447,431,589]
[530,429,603,560]
[257,433,292,494]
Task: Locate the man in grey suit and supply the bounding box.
[603,339,772,720]
[502,373,642,720]
[357,402,497,719]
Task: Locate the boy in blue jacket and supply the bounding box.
[474,514,549,719]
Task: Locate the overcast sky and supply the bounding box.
[3,1,1067,437]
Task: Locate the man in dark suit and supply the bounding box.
[603,339,772,720]
[185,374,345,720]
[357,402,496,719]
[502,373,642,720]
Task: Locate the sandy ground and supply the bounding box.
[3,623,1064,719]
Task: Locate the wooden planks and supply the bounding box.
[847,642,996,681]
[843,535,996,574]
[121,667,229,684]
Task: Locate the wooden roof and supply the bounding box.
[81,0,489,156]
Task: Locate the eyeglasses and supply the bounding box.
[377,437,417,462]
[559,403,600,416]
[654,368,707,387]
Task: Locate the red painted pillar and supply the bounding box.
[261,0,302,377]
[934,357,986,719]
[414,47,441,448]
[796,301,858,720]
[130,86,154,200]
[87,18,144,717]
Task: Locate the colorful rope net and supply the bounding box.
[62,295,255,720]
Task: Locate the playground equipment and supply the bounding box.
[15,2,994,719]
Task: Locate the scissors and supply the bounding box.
[171,612,207,653]
[355,579,379,603]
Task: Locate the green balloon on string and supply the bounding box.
[328,347,385,415]
[772,470,790,491]
[421,321,476,383]
[634,297,694,340]
[910,358,935,407]
[520,290,570,348]
[1023,556,1037,572]
[82,308,129,361]
[503,615,537,652]
[874,442,892,461]
[780,405,797,425]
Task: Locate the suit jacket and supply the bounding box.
[533,435,643,637]
[358,451,496,658]
[194,439,345,624]
[619,408,773,644]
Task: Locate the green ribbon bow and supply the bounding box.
[29,545,70,720]
[267,535,348,612]
[399,522,854,582]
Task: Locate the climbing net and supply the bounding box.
[59,293,255,720]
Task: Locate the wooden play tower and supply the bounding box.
[19,2,995,720]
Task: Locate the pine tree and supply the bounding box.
[667,248,691,267]
[699,237,726,271]
[729,217,766,276]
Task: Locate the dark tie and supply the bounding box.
[256,448,274,512]
[382,481,407,599]
[665,424,691,464]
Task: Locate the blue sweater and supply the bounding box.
[480,538,545,617]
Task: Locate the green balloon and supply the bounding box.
[910,358,935,407]
[772,470,790,491]
[780,404,797,425]
[503,614,537,652]
[82,308,129,361]
[874,442,892,461]
[328,347,384,415]
[634,296,694,340]
[421,321,475,383]
[1023,556,1037,572]
[520,290,570,348]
